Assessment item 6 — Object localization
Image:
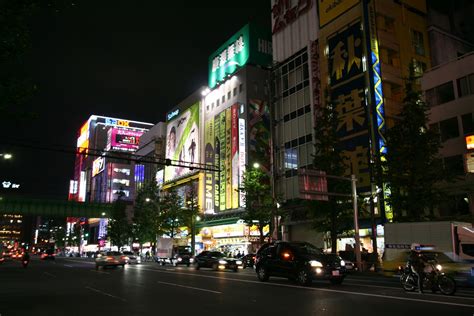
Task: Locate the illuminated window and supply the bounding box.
[284,148,298,170]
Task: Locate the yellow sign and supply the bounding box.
[319,0,359,26]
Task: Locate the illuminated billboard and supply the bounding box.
[92,157,105,177]
[165,102,200,182]
[76,120,90,153]
[107,128,144,152]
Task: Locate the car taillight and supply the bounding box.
[121,256,128,260]
[106,256,114,261]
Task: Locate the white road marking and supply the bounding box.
[61,259,95,265]
[127,266,474,308]
[157,281,221,294]
[90,269,110,275]
[42,272,56,278]
[85,286,126,302]
[64,264,73,268]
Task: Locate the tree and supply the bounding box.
[310,94,353,254]
[158,188,183,238]
[107,198,131,250]
[382,66,445,221]
[132,181,160,248]
[182,182,200,254]
[239,166,274,244]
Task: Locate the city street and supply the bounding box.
[1,257,473,316]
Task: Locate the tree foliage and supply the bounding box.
[239,166,274,244]
[107,197,131,249]
[310,95,353,253]
[132,181,160,246]
[382,66,445,220]
[158,188,183,238]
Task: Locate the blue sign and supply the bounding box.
[167,109,180,121]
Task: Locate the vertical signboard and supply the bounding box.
[238,107,247,207]
[204,118,215,213]
[214,115,221,211]
[225,108,232,209]
[219,112,227,211]
[231,104,240,209]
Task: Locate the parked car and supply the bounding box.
[255,241,346,286]
[194,251,243,272]
[338,251,356,271]
[242,253,256,268]
[123,251,141,264]
[95,251,127,269]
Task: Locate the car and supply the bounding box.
[40,249,56,260]
[95,251,127,269]
[11,251,23,260]
[171,246,193,267]
[337,251,356,271]
[194,251,243,272]
[241,253,256,268]
[122,251,141,264]
[255,241,346,286]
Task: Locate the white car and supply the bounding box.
[123,251,141,264]
[95,251,127,269]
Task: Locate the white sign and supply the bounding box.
[238,118,246,207]
[2,181,20,189]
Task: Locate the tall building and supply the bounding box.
[161,23,273,253]
[271,0,431,251]
[69,115,154,203]
[422,53,474,217]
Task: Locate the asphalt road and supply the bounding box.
[1,257,474,316]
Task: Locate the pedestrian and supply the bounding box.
[145,250,150,262]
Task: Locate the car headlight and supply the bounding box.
[177,257,182,262]
[436,264,442,271]
[190,258,194,263]
[218,260,227,265]
[236,260,242,265]
[310,260,323,267]
[340,260,345,266]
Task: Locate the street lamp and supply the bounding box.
[1,153,12,160]
[145,198,151,202]
[253,162,260,169]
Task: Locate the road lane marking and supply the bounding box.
[64,264,73,268]
[42,272,56,278]
[85,286,126,302]
[157,281,221,294]
[61,259,95,265]
[127,266,474,308]
[90,269,110,275]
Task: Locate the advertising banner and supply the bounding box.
[225,108,232,209]
[319,0,359,27]
[204,117,215,213]
[92,156,105,177]
[164,102,200,182]
[238,116,247,207]
[231,104,240,209]
[214,115,221,211]
[109,128,144,152]
[219,111,226,211]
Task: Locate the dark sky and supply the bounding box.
[0,0,271,199]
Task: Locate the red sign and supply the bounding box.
[272,0,313,34]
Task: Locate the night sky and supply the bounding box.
[0,1,271,199]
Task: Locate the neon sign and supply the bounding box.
[167,109,180,121]
[105,118,130,127]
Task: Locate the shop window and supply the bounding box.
[444,155,465,176]
[411,29,425,56]
[462,113,474,135]
[439,117,459,141]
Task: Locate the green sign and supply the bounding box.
[208,23,272,89]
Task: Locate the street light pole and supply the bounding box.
[351,174,362,271]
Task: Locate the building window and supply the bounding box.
[239,84,243,93]
[411,29,425,56]
[426,81,455,107]
[222,95,225,103]
[444,155,465,176]
[462,113,474,135]
[457,73,474,97]
[439,117,459,141]
[212,102,214,109]
[412,59,426,78]
[206,104,209,111]
[228,91,231,100]
[233,87,237,97]
[216,99,220,107]
[284,148,298,170]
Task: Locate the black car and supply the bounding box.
[241,253,256,268]
[172,246,193,267]
[255,241,346,285]
[194,251,243,272]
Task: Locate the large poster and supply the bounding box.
[231,104,239,209]
[214,115,221,211]
[204,118,215,213]
[164,103,200,182]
